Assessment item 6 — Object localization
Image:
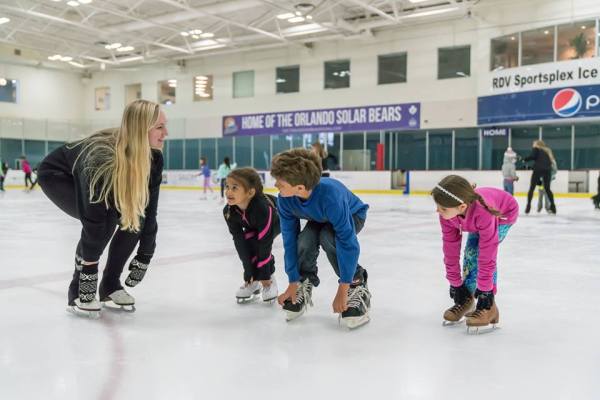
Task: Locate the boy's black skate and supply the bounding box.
[283,280,313,321]
[340,282,372,329]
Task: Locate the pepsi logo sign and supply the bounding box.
[552,88,582,117]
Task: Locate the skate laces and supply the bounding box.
[346,285,370,310]
[296,281,313,306]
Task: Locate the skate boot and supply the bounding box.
[283,280,313,321]
[261,275,278,303]
[102,289,136,312]
[68,262,101,318]
[443,283,475,326]
[236,281,261,304]
[466,290,499,334]
[340,282,372,329]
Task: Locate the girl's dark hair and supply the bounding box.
[200,157,206,163]
[431,175,502,217]
[227,168,263,196]
[223,157,230,168]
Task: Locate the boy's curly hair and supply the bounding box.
[271,148,322,190]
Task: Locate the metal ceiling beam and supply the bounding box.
[153,0,291,43]
[0,4,192,55]
[345,0,398,23]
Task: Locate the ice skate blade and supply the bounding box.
[341,314,371,330]
[442,318,465,327]
[102,301,136,312]
[262,296,277,303]
[466,323,499,335]
[284,307,306,321]
[66,306,101,319]
[236,295,259,304]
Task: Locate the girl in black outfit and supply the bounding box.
[37,100,167,316]
[223,168,280,303]
[523,140,556,214]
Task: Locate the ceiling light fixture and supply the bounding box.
[199,32,214,38]
[543,30,550,35]
[180,31,189,36]
[105,43,122,50]
[117,46,135,52]
[408,0,430,2]
[60,56,73,61]
[277,13,295,19]
[68,61,85,68]
[401,7,459,19]
[0,17,10,25]
[78,0,93,4]
[288,16,305,23]
[67,1,80,6]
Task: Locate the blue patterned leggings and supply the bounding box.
[462,224,512,295]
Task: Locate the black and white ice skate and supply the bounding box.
[283,280,313,321]
[101,289,136,312]
[236,281,262,304]
[67,298,102,319]
[340,283,371,329]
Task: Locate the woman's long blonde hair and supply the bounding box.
[72,100,160,232]
[533,140,556,163]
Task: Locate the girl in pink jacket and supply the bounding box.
[432,175,518,331]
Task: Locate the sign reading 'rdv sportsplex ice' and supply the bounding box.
[487,58,600,95]
[222,103,420,136]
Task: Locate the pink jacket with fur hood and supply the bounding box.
[439,187,519,291]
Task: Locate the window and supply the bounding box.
[511,127,539,164]
[574,124,600,169]
[158,80,176,105]
[438,46,470,79]
[481,132,508,170]
[94,87,110,110]
[217,137,233,165]
[185,139,199,169]
[395,131,426,170]
[542,125,571,170]
[0,138,23,168]
[233,71,254,98]
[455,129,479,169]
[378,53,407,84]
[428,130,452,169]
[193,75,213,101]
[521,27,554,65]
[272,135,292,157]
[0,78,18,103]
[253,135,270,170]
[366,132,381,170]
[276,66,299,94]
[168,139,184,169]
[342,132,366,171]
[324,60,350,89]
[200,139,216,170]
[125,83,141,105]
[490,35,519,70]
[557,21,596,61]
[24,140,45,167]
[235,136,252,167]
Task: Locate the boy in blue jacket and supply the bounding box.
[271,148,371,329]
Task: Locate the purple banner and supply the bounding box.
[222,103,420,136]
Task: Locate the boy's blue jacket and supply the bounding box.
[277,178,369,284]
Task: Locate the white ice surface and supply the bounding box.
[1,189,599,400]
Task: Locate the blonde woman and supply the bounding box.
[37,100,168,317]
[523,140,556,214]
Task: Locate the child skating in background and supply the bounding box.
[501,147,518,195]
[272,148,371,329]
[223,168,280,303]
[432,175,519,332]
[21,156,33,191]
[199,157,214,199]
[217,157,233,203]
[0,160,6,192]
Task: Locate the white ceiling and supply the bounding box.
[0,0,480,71]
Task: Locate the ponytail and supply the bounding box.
[475,194,503,218]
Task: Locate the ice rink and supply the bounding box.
[1,188,599,400]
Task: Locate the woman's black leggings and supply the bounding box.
[220,178,226,198]
[38,171,141,300]
[527,169,555,208]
